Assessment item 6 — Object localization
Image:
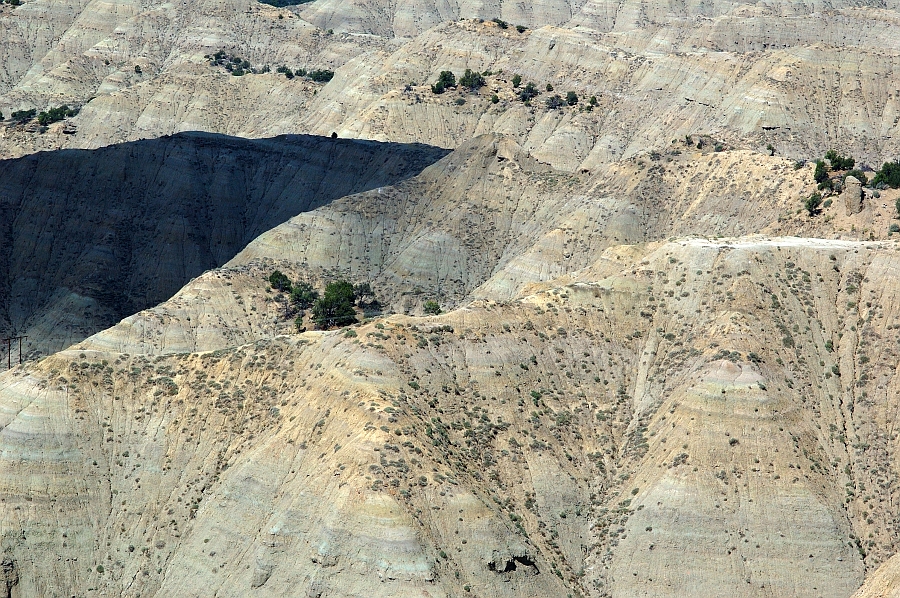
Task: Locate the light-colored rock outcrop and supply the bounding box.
[845,175,864,215]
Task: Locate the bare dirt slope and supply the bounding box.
[0,131,447,357]
[3,0,900,167]
[2,137,900,597]
[6,233,900,597]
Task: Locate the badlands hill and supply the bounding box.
[2,135,900,598]
[0,131,447,357]
[3,0,900,595]
[3,0,900,166]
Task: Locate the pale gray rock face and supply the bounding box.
[844,175,863,215]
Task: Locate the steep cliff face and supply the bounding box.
[0,132,447,356]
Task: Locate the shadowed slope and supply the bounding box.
[0,131,448,356]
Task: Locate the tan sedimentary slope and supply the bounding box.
[0,131,447,358]
[78,133,900,356]
[8,232,900,596]
[855,554,900,598]
[4,0,900,168]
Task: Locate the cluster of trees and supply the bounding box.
[37,105,78,126]
[431,71,457,94]
[276,65,334,82]
[427,68,587,110]
[258,0,313,6]
[268,271,378,330]
[545,91,580,109]
[206,50,334,81]
[207,51,259,76]
[511,73,587,108]
[430,68,485,93]
[873,161,900,189]
[811,150,900,194]
[2,106,79,126]
[9,108,36,123]
[813,150,864,192]
[490,17,527,32]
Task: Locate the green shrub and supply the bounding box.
[437,70,456,88]
[268,271,292,292]
[312,280,357,328]
[459,68,485,90]
[134,65,142,74]
[565,91,578,105]
[423,300,441,315]
[37,105,78,126]
[10,108,36,123]
[814,160,828,183]
[805,192,823,216]
[825,150,855,170]
[290,282,318,308]
[515,24,527,32]
[306,69,334,82]
[890,223,900,234]
[492,17,508,28]
[258,0,314,5]
[874,161,900,188]
[546,94,563,109]
[431,71,456,94]
[545,83,554,92]
[518,82,538,102]
[766,143,775,156]
[490,94,499,104]
[511,74,521,88]
[845,169,868,186]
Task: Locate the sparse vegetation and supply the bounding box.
[268,270,292,292]
[431,70,457,94]
[37,105,78,126]
[459,68,485,91]
[873,161,900,189]
[518,82,538,102]
[257,0,314,6]
[825,149,855,171]
[290,281,319,308]
[805,192,822,216]
[312,280,358,329]
[10,108,36,123]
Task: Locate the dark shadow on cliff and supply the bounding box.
[0,131,450,356]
